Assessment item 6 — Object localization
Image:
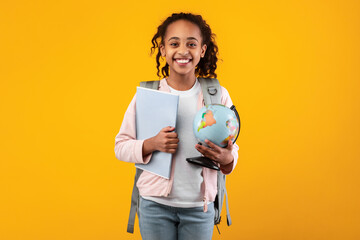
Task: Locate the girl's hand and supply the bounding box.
[195,139,234,172]
[143,126,179,156]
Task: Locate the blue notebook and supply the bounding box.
[135,87,179,179]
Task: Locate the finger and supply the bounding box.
[162,126,175,132]
[204,139,221,151]
[166,144,178,149]
[202,150,216,161]
[226,140,233,150]
[167,132,178,138]
[167,148,177,154]
[166,138,179,144]
[196,143,215,156]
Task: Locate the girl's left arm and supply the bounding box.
[196,86,239,175]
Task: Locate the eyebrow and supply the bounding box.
[168,37,199,42]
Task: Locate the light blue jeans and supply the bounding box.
[139,197,215,240]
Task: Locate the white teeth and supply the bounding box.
[176,59,190,63]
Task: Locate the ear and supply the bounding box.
[160,44,166,57]
[201,44,207,58]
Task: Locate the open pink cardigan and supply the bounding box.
[114,79,239,210]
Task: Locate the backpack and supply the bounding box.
[127,78,232,234]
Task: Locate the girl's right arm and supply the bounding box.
[115,95,178,164]
[142,126,179,156]
[115,95,149,164]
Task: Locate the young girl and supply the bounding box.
[115,12,239,240]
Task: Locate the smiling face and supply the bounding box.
[160,20,207,78]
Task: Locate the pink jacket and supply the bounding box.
[114,79,239,208]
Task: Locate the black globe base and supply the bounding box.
[186,156,220,171]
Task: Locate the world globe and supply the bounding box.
[193,104,240,148]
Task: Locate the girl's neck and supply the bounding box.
[166,73,197,91]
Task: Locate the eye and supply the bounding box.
[188,43,197,47]
[170,42,178,47]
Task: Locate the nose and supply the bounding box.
[178,43,189,56]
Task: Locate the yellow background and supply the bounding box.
[1,0,359,239]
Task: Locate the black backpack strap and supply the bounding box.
[127,80,160,234]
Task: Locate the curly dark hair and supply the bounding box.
[150,12,219,79]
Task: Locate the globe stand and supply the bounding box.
[186,156,220,171]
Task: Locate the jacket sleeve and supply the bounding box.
[114,94,152,164]
[220,86,239,175]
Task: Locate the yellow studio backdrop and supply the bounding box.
[1,0,359,239]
